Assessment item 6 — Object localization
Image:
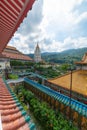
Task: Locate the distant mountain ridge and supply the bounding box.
[27,47,87,64]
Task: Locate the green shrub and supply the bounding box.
[14,86,78,130]
[8,74,18,79]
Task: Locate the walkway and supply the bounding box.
[6,78,24,84]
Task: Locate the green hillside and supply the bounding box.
[28,47,87,64]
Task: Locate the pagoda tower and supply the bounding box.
[34,43,41,63]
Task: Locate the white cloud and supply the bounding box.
[8,0,87,53]
[9,33,29,53]
[75,12,87,24]
[43,37,87,52]
[42,0,84,29]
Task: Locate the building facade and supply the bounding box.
[34,44,42,63]
[0,46,32,70]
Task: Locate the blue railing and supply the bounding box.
[24,77,87,118]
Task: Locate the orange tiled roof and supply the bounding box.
[48,70,87,96]
[1,46,32,61]
[0,78,35,130]
[75,53,87,64]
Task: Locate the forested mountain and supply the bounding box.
[27,47,87,64]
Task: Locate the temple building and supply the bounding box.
[75,52,87,70]
[34,43,42,63]
[0,46,32,69]
[1,1,87,129]
[48,52,87,104]
[0,1,36,129]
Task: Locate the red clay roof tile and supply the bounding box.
[1,45,32,61]
[0,77,34,130]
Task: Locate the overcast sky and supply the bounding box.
[9,0,87,54]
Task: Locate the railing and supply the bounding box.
[24,77,87,118]
[44,80,87,104]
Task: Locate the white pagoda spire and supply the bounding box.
[34,43,41,63]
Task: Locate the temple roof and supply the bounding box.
[48,70,87,96]
[0,0,35,53]
[1,46,32,61]
[75,53,87,65]
[0,78,35,130]
[5,46,17,50]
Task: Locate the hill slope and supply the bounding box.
[27,47,87,64]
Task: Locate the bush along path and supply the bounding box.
[14,85,78,130]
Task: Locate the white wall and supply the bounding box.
[0,61,5,69]
[0,60,10,69]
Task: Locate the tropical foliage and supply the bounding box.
[8,74,18,79]
[14,85,78,130]
[10,60,34,67]
[29,47,87,64]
